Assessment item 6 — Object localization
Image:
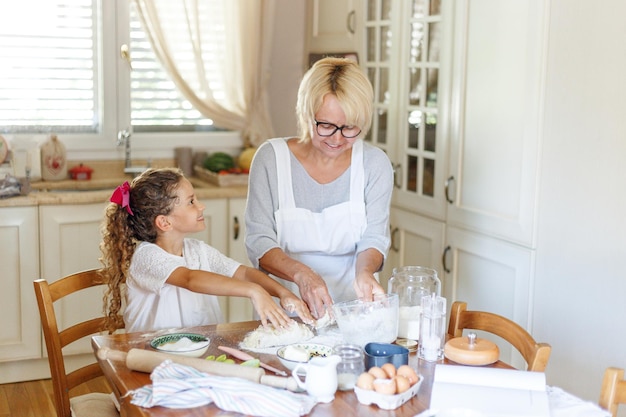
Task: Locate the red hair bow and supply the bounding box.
[110,181,134,215]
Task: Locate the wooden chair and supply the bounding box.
[34,269,123,417]
[447,301,551,372]
[599,367,626,417]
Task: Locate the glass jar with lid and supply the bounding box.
[387,266,441,341]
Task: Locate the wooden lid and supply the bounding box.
[444,333,499,366]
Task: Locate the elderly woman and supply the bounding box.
[245,57,393,318]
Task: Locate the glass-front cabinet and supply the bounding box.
[362,0,543,351]
[363,0,450,284]
[364,0,449,221]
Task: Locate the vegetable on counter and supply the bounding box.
[203,152,235,173]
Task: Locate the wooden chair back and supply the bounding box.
[447,301,551,372]
[33,269,123,417]
[599,367,626,417]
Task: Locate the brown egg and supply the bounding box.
[367,366,388,380]
[381,363,397,378]
[373,377,397,395]
[394,375,411,393]
[356,372,375,390]
[396,364,419,386]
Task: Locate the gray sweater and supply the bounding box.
[244,137,393,270]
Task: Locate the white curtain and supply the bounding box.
[133,0,276,147]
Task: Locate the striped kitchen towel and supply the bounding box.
[128,360,317,417]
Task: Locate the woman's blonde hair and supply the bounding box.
[296,57,373,143]
[99,167,184,332]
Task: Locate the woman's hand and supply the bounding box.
[280,295,315,325]
[353,249,385,301]
[353,270,385,301]
[293,269,334,319]
[249,289,292,328]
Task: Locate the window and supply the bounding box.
[129,2,222,132]
[0,1,99,134]
[0,0,222,139]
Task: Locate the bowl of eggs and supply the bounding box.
[354,363,422,410]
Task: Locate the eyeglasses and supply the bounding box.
[314,120,361,138]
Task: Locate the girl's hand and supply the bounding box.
[250,291,292,328]
[293,269,334,319]
[280,296,315,325]
[353,271,385,301]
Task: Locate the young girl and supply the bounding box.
[100,167,314,333]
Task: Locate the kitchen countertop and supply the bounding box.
[0,176,248,208]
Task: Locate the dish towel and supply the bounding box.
[128,359,317,417]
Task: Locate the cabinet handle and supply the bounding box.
[233,216,240,240]
[393,163,402,189]
[347,10,356,34]
[390,226,399,252]
[445,175,455,204]
[442,245,451,273]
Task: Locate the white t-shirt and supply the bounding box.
[124,238,241,333]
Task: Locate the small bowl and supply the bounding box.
[276,343,334,371]
[150,333,210,358]
[364,342,409,370]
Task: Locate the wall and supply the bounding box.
[534,0,626,409]
[268,0,306,138]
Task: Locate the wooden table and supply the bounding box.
[91,320,512,417]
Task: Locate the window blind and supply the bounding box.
[129,2,221,132]
[0,0,99,133]
[0,1,222,135]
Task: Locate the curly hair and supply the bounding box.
[100,168,184,333]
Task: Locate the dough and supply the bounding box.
[315,309,336,330]
[240,321,314,349]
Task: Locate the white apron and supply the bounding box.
[269,138,367,304]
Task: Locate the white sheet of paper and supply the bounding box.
[429,364,551,417]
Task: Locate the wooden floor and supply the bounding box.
[0,376,111,417]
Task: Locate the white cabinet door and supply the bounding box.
[39,203,108,356]
[226,197,253,322]
[363,0,450,221]
[382,207,446,293]
[445,0,545,247]
[0,206,40,361]
[443,225,534,369]
[196,198,253,323]
[227,197,249,266]
[192,199,228,254]
[194,199,230,317]
[306,0,362,55]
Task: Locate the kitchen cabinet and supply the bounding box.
[0,195,250,384]
[381,208,446,292]
[0,207,40,363]
[39,203,109,357]
[305,0,363,59]
[225,197,254,322]
[363,0,545,332]
[443,226,534,369]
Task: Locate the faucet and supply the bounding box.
[117,129,150,176]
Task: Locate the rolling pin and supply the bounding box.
[98,347,300,392]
